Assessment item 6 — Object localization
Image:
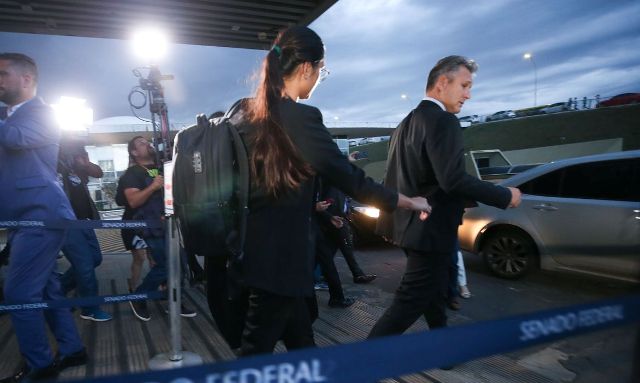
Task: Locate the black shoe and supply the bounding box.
[130,300,151,321]
[353,274,377,284]
[164,304,197,318]
[56,348,88,370]
[447,298,461,311]
[0,362,58,382]
[328,296,356,308]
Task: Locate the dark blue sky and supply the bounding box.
[2,0,639,125]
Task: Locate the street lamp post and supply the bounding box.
[523,52,537,107]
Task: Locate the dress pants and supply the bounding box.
[205,255,248,350]
[60,227,103,313]
[447,249,459,300]
[368,248,451,338]
[335,224,365,278]
[240,288,315,356]
[315,230,345,302]
[4,228,84,369]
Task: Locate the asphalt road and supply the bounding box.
[331,243,639,383]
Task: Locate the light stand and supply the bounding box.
[134,66,173,163]
[131,66,203,370]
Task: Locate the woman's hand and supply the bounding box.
[330,216,344,228]
[315,200,331,212]
[397,194,432,221]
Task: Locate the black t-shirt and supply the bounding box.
[118,164,164,237]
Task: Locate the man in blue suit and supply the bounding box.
[0,53,86,382]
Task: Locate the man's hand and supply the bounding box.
[330,216,344,228]
[507,187,522,208]
[151,175,164,191]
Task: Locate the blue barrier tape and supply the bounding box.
[0,291,165,312]
[0,219,163,229]
[79,293,640,383]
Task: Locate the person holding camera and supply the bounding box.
[58,138,112,322]
[118,136,196,321]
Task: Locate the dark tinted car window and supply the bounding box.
[560,158,639,202]
[519,169,563,197]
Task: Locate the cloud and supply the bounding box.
[1,0,638,125]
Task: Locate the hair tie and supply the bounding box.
[271,44,282,57]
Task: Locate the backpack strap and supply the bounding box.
[227,119,250,260]
[224,98,247,120]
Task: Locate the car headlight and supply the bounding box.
[353,206,380,218]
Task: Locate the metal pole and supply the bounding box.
[148,201,202,369]
[168,215,181,361]
[531,57,538,107]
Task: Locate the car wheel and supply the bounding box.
[481,229,536,279]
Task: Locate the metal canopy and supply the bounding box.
[0,0,337,49]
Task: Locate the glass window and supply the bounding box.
[519,169,563,197]
[102,172,117,182]
[98,160,114,172]
[560,158,638,202]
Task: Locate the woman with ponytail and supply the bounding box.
[237,26,430,355]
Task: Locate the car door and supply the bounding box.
[520,158,640,281]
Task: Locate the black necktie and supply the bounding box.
[0,106,7,120]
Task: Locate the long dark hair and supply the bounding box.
[246,26,324,197]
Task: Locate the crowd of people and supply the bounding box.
[0,25,522,381]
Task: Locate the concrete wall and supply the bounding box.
[503,138,624,164]
[462,103,640,152]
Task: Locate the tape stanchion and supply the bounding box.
[0,219,163,230]
[73,293,639,383]
[0,291,165,313]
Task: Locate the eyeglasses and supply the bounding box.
[318,66,330,83]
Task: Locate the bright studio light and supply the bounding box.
[132,27,169,63]
[523,52,532,60]
[52,96,93,133]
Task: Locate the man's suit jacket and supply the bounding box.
[376,100,511,254]
[315,179,349,229]
[0,97,75,221]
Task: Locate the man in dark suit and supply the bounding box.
[0,53,87,381]
[368,56,521,339]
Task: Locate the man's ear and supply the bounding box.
[22,72,35,89]
[435,75,449,92]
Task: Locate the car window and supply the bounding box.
[519,168,563,197]
[560,158,639,202]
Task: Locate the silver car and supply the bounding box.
[458,150,640,282]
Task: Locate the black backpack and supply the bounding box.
[172,101,249,260]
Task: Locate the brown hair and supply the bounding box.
[0,52,38,83]
[246,26,324,197]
